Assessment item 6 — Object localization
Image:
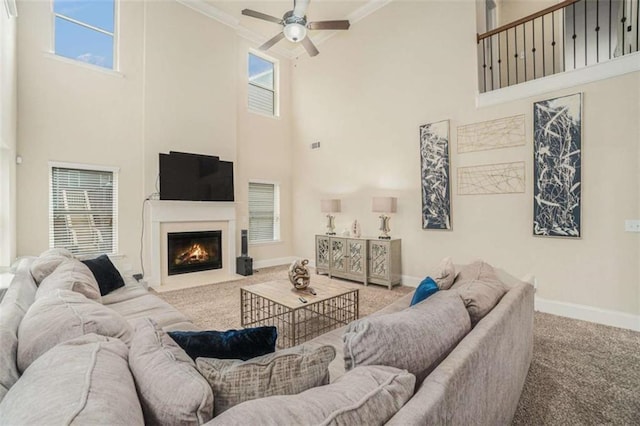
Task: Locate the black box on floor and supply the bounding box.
[236,256,253,276]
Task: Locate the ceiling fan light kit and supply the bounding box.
[241,0,350,57]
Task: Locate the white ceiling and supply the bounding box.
[196,0,385,56]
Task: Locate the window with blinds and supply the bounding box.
[248,182,280,243]
[248,53,277,116]
[49,164,118,256]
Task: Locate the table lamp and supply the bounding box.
[372,197,397,239]
[320,199,341,235]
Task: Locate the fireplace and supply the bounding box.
[167,230,222,276]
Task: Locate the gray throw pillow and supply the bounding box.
[206,365,415,426]
[17,289,132,372]
[451,261,507,325]
[0,334,144,425]
[433,256,456,290]
[343,290,471,383]
[36,259,102,302]
[129,318,213,425]
[196,344,336,415]
[29,248,74,285]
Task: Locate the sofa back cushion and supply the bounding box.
[0,259,37,402]
[343,291,471,383]
[207,365,415,426]
[29,248,74,285]
[197,344,335,415]
[36,259,102,302]
[452,261,508,325]
[0,334,144,425]
[129,318,213,425]
[17,289,132,372]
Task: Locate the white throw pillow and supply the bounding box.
[433,257,456,290]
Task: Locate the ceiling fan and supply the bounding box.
[241,0,350,57]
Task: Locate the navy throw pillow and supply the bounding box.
[168,326,277,361]
[81,254,125,296]
[410,277,439,306]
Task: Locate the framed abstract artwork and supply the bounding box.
[533,93,582,238]
[420,120,451,230]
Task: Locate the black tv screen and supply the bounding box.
[159,152,234,202]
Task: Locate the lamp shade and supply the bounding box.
[321,199,341,213]
[372,197,397,213]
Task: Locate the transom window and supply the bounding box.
[49,163,119,256]
[53,0,116,69]
[248,53,278,117]
[248,182,280,243]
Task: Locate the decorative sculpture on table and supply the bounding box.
[288,259,311,290]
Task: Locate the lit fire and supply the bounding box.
[174,244,210,265]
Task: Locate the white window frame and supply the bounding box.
[48,161,119,256]
[248,180,281,244]
[248,49,279,118]
[51,0,120,71]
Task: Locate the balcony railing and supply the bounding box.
[477,0,639,93]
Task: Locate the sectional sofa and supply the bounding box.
[0,252,534,425]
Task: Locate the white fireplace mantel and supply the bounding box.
[145,200,237,288]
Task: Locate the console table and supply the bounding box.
[315,235,401,289]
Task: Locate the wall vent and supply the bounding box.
[311,142,321,150]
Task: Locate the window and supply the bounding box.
[49,163,118,256]
[248,182,280,243]
[248,52,277,116]
[53,0,116,69]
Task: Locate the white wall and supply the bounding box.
[0,11,17,266]
[290,1,639,317]
[16,0,294,269]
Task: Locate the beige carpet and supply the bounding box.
[155,266,640,424]
[154,265,413,330]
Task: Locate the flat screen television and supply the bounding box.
[159,151,234,201]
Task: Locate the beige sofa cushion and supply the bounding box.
[17,289,132,372]
[206,365,415,426]
[0,260,37,402]
[452,261,507,325]
[197,344,335,415]
[0,334,144,425]
[129,318,213,425]
[29,248,74,285]
[36,259,101,302]
[343,290,471,383]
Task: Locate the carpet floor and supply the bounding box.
[155,266,640,424]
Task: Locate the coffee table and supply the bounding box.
[240,280,359,349]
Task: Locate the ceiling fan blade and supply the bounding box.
[307,20,351,30]
[241,9,283,25]
[259,32,286,51]
[301,37,319,57]
[293,0,310,18]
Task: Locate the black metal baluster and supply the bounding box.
[596,0,600,62]
[542,15,546,76]
[622,0,626,55]
[553,11,557,73]
[609,0,613,58]
[532,18,537,79]
[515,26,519,83]
[585,0,588,66]
[563,6,567,70]
[637,0,639,53]
[482,38,487,92]
[490,35,494,90]
[573,2,577,69]
[524,22,528,81]
[498,32,502,88]
[506,29,511,86]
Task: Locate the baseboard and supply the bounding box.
[253,256,296,270]
[535,296,640,332]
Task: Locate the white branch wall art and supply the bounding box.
[533,93,582,238]
[458,162,526,195]
[420,120,451,230]
[457,115,525,153]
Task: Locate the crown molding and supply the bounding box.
[175,0,395,60]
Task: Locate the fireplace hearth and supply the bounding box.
[167,230,222,276]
